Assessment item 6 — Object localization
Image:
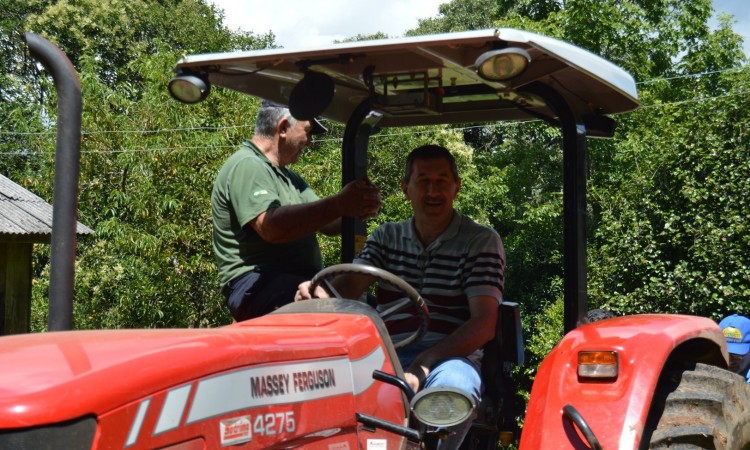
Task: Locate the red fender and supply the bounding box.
[520,314,727,449]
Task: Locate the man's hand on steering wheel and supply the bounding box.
[294,280,329,301]
[295,263,430,350]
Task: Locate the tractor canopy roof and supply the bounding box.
[170,28,639,134]
[169,28,641,330]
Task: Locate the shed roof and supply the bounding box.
[0,173,94,243]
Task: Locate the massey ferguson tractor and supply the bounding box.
[2,29,749,449]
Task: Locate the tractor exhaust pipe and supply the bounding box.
[24,32,82,331]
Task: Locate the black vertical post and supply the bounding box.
[341,101,381,262]
[525,83,589,333]
[561,120,589,334]
[25,32,82,331]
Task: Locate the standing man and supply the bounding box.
[297,144,505,449]
[212,101,381,322]
[719,314,750,383]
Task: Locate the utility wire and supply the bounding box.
[1,124,255,137]
[2,65,748,139]
[0,126,473,155]
[635,65,749,85]
[1,84,745,144]
[0,69,747,156]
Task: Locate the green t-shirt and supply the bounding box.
[211,141,322,286]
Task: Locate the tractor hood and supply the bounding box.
[0,300,398,427]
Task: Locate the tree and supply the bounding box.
[24,0,271,88]
[588,20,750,318]
[407,0,499,35]
[404,0,750,390]
[335,32,390,43]
[4,0,749,385]
[0,0,49,182]
[0,0,275,330]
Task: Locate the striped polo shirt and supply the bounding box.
[354,211,505,345]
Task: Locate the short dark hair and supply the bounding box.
[404,145,459,183]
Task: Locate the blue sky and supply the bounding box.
[712,0,749,55]
[210,0,748,56]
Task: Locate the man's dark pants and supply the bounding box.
[223,267,317,321]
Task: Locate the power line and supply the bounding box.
[0,84,743,144]
[1,92,747,156]
[0,126,469,156]
[1,66,748,139]
[635,65,749,85]
[1,85,747,158]
[2,93,747,157]
[1,124,255,137]
[638,89,750,109]
[0,76,747,156]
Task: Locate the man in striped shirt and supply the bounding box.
[297,144,505,449]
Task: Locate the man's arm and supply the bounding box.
[403,295,499,391]
[252,179,379,243]
[318,176,379,237]
[252,196,343,243]
[318,217,342,236]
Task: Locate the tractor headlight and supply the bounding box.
[168,72,210,104]
[578,350,619,380]
[410,387,476,427]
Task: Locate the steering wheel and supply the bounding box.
[310,263,429,349]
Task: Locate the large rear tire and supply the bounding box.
[644,363,750,449]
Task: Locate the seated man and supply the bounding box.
[719,314,750,383]
[297,145,505,449]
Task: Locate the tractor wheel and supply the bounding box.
[644,362,750,449]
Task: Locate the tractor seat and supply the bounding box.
[461,301,524,449]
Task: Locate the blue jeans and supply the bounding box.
[398,345,482,450]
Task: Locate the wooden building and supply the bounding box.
[0,173,93,334]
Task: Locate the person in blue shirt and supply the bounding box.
[719,314,750,383]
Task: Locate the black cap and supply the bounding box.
[260,100,328,135]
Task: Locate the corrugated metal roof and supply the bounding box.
[0,173,94,238]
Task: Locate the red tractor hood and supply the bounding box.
[0,305,397,428]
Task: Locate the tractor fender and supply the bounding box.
[520,314,727,450]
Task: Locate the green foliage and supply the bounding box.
[2,2,750,436]
[400,0,750,414]
[1,0,274,330]
[335,32,390,43]
[0,0,48,182]
[588,65,750,320]
[461,122,568,317]
[409,0,750,368]
[407,0,499,35]
[25,0,273,88]
[523,288,564,379]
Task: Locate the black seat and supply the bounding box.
[461,301,524,449]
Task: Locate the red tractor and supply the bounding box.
[2,29,749,449]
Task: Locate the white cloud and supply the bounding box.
[212,0,748,56]
[211,0,444,48]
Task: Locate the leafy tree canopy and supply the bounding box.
[1,0,749,405]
